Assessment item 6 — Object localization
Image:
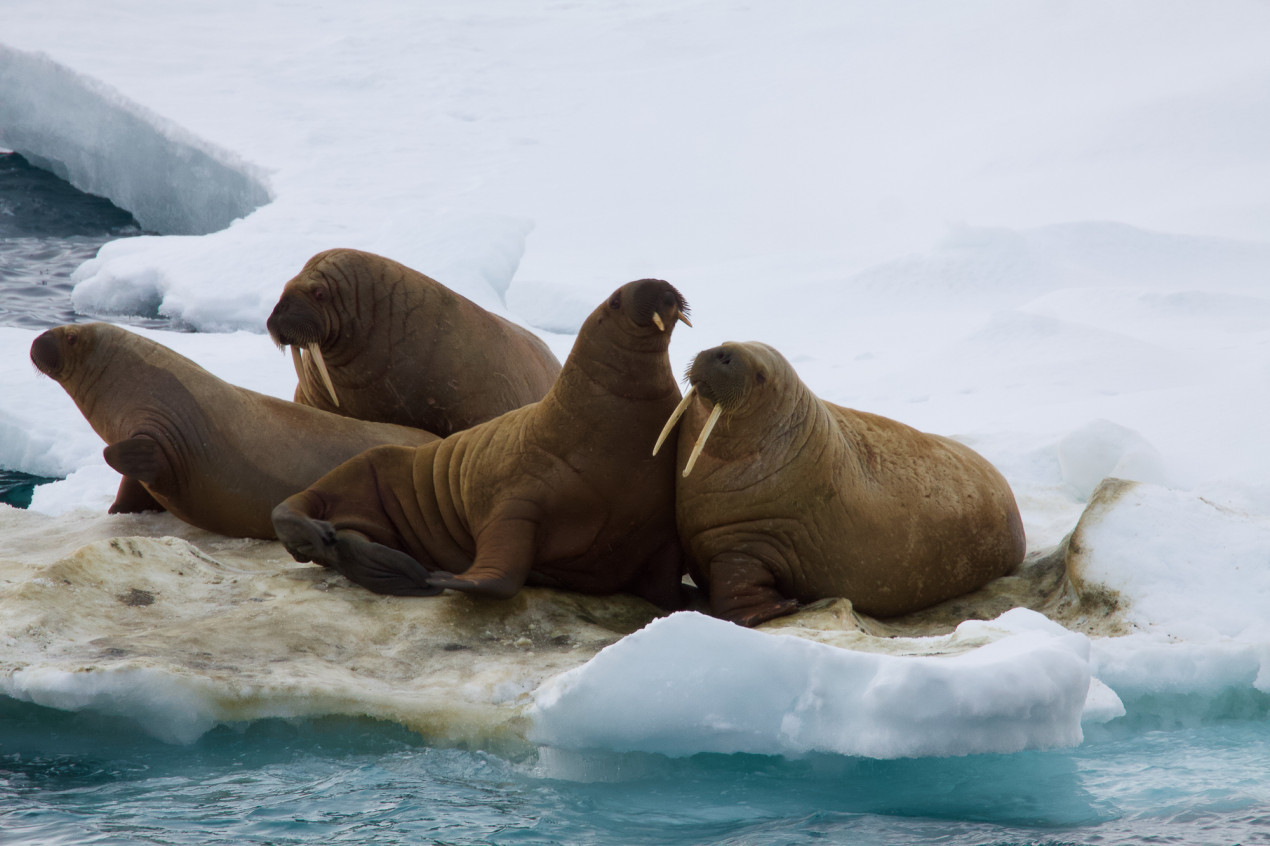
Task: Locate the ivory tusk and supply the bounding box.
[652,312,666,332]
[307,342,340,407]
[652,385,695,456]
[290,346,316,405]
[682,402,722,477]
[677,312,693,328]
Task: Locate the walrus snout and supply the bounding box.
[265,295,323,348]
[689,345,748,410]
[266,295,342,407]
[30,328,66,377]
[653,344,749,476]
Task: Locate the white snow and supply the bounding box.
[2,0,1270,756]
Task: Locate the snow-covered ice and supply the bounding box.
[3,0,1270,757]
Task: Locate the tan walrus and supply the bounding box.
[265,248,561,437]
[30,323,438,539]
[270,279,692,608]
[654,341,1026,626]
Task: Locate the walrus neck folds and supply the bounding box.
[556,321,678,408]
[50,329,123,423]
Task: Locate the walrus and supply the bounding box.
[265,248,562,437]
[29,323,438,539]
[270,278,692,609]
[653,341,1026,626]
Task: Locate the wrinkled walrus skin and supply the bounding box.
[661,342,1026,627]
[266,248,561,437]
[271,279,692,609]
[30,323,438,539]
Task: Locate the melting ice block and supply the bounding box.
[529,608,1093,759]
[1067,478,1270,699]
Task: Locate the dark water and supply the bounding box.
[1,698,1268,846]
[0,150,174,331]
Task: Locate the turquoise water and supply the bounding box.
[4,153,1270,846]
[2,698,1269,845]
[0,470,59,508]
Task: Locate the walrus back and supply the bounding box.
[278,249,562,436]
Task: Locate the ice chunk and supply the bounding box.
[530,609,1091,759]
[0,44,270,236]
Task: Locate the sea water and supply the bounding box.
[3,697,1269,845]
[3,160,1270,846]
[0,151,180,332]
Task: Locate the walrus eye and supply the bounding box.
[66,331,78,346]
[755,371,766,385]
[609,293,622,309]
[312,287,327,303]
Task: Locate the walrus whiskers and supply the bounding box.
[652,385,695,456]
[307,342,340,407]
[682,402,722,477]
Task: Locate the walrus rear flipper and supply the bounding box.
[103,437,166,485]
[333,533,442,597]
[108,477,166,515]
[272,501,440,596]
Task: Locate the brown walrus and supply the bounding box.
[265,248,562,437]
[270,278,692,608]
[29,323,438,539]
[653,341,1026,626]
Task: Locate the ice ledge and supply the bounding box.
[0,43,270,236]
[529,609,1093,759]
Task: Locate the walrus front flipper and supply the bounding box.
[427,516,534,600]
[332,532,442,597]
[103,437,166,485]
[108,477,166,514]
[709,553,801,627]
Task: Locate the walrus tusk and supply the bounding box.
[290,344,305,384]
[652,384,695,456]
[290,345,318,405]
[682,402,722,477]
[678,312,693,328]
[652,313,666,332]
[307,342,340,407]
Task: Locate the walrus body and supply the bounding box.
[266,248,561,437]
[30,323,438,539]
[271,279,691,609]
[658,342,1026,626]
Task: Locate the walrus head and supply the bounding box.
[266,250,347,407]
[653,341,787,476]
[30,324,93,383]
[604,278,692,336]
